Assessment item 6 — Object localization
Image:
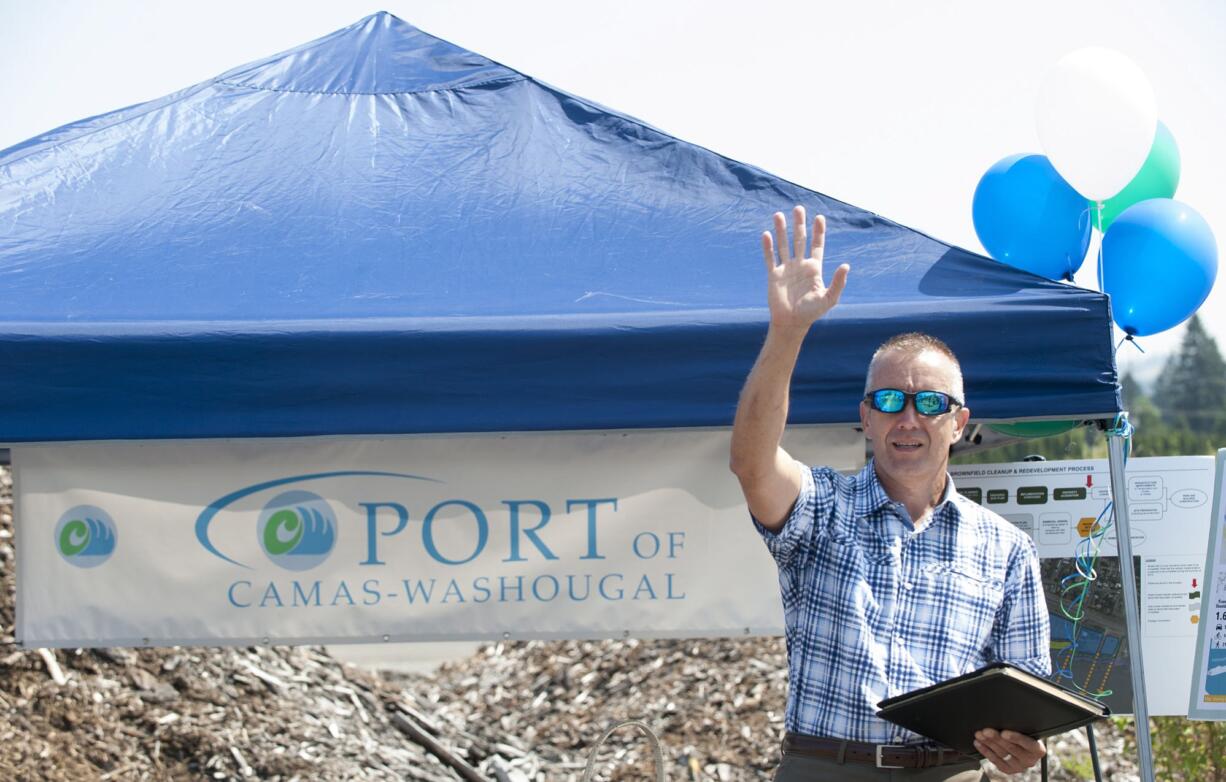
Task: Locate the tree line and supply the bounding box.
[954,313,1226,465]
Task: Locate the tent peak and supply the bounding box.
[213,12,520,95]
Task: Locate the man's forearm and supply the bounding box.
[734,206,845,526]
[730,324,809,479]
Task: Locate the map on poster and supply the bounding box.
[1189,449,1226,720]
[950,456,1214,716]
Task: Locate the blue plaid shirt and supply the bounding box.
[756,461,1050,743]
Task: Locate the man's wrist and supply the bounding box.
[766,321,812,345]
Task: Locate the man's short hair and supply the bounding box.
[864,332,965,400]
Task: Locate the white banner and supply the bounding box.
[14,428,864,648]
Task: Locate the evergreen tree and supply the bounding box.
[1120,371,1144,409]
[1153,315,1226,437]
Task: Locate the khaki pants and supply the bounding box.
[773,751,988,781]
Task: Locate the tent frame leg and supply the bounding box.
[1105,420,1155,782]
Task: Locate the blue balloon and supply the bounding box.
[972,154,1092,280]
[1103,198,1218,336]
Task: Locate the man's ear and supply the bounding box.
[951,406,971,443]
[859,400,872,434]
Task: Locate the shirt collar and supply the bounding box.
[855,459,958,518]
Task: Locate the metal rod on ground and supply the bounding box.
[1106,424,1155,782]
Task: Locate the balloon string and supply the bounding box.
[1117,334,1145,353]
[1095,200,1105,294]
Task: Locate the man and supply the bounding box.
[730,206,1051,780]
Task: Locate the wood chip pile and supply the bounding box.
[0,465,1137,780]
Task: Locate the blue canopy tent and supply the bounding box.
[1,14,1156,774]
[0,12,1119,443]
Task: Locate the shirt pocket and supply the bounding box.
[810,535,883,626]
[912,562,1005,660]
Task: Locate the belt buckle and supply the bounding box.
[875,744,907,769]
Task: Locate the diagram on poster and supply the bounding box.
[1040,555,1137,715]
[1189,449,1226,720]
[951,456,1214,716]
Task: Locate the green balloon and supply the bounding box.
[1092,121,1180,231]
[989,420,1081,438]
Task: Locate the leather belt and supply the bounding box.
[782,733,978,769]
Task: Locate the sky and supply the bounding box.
[2,0,1222,387]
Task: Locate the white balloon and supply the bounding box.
[1035,47,1157,202]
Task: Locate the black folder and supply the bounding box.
[876,663,1110,755]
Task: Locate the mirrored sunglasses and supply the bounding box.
[864,388,962,417]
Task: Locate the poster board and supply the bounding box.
[1188,448,1226,720]
[950,456,1215,716]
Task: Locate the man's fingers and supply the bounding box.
[827,263,850,306]
[762,232,777,270]
[974,739,1018,772]
[997,732,1045,762]
[975,730,1043,773]
[792,205,807,263]
[769,207,822,264]
[810,214,826,260]
[773,212,791,263]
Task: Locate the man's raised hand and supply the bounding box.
[761,205,850,330]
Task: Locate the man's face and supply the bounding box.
[859,348,970,486]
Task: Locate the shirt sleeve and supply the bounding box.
[989,535,1052,676]
[752,464,823,571]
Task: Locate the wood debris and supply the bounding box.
[36,648,67,686]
